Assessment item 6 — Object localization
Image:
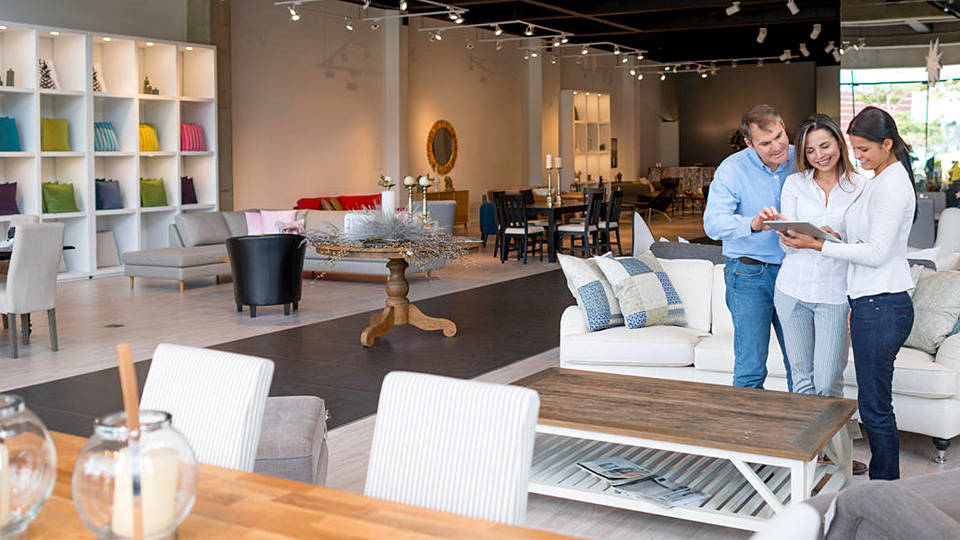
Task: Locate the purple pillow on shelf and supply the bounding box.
[181,176,198,205]
[0,182,19,215]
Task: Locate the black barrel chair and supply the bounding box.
[226,234,307,318]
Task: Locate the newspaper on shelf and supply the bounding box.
[577,456,710,509]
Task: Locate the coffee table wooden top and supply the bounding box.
[515,368,858,461]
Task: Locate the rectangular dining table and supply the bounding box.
[525,203,587,262]
[30,432,574,539]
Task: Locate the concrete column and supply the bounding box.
[619,71,637,181]
[523,41,542,186]
[384,13,408,182]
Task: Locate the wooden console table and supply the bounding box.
[427,190,469,232]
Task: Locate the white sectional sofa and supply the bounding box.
[560,258,960,457]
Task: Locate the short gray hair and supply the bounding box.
[739,104,782,142]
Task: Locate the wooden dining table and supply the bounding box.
[33,432,572,539]
[525,203,587,262]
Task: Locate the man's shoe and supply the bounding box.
[852,460,868,475]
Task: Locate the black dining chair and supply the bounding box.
[226,234,306,317]
[557,191,604,257]
[520,188,548,227]
[599,189,624,255]
[499,194,544,264]
[490,190,506,258]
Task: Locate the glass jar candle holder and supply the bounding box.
[0,394,57,539]
[72,411,197,540]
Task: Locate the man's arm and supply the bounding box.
[703,173,753,241]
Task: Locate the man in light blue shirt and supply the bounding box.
[704,104,794,390]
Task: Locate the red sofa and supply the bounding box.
[294,194,382,211]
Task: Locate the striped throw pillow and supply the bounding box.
[558,253,623,332]
[594,252,686,329]
[180,123,206,151]
[94,122,120,152]
[139,123,160,151]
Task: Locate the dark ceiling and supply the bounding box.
[358,0,841,66]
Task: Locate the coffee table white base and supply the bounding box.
[529,426,852,532]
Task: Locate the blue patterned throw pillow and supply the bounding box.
[557,253,623,332]
[594,252,686,329]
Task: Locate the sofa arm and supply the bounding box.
[935,333,960,371]
[560,305,587,339]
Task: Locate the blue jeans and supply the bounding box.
[849,292,914,480]
[724,258,791,390]
[774,290,849,398]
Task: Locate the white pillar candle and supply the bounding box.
[381,189,396,217]
[418,176,431,187]
[555,157,562,169]
[0,442,10,529]
[403,175,416,187]
[545,154,553,169]
[111,447,179,538]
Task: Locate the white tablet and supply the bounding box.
[763,221,841,243]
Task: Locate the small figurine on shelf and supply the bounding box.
[143,76,158,95]
[5,68,12,87]
[444,176,454,191]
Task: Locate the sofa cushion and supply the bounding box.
[175,212,231,247]
[123,244,227,268]
[562,321,704,367]
[905,270,960,354]
[711,264,734,337]
[557,253,623,332]
[245,212,264,235]
[659,259,714,333]
[337,194,381,210]
[303,210,347,232]
[595,252,686,329]
[222,211,248,236]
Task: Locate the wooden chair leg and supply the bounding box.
[48,308,58,351]
[8,314,17,358]
[522,235,528,264]
[179,280,185,293]
[2,314,7,330]
[20,314,29,345]
[129,276,134,290]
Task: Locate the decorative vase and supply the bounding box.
[4,69,11,87]
[0,395,57,539]
[381,189,396,218]
[72,410,197,540]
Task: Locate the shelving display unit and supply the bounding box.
[0,21,217,279]
[558,90,611,189]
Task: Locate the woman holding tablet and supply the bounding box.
[781,106,916,480]
[774,115,863,402]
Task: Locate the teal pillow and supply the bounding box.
[41,182,79,213]
[140,178,168,207]
[94,121,119,152]
[0,117,20,151]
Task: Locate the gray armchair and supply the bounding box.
[410,200,457,235]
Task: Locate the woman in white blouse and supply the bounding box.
[781,106,916,480]
[774,114,863,401]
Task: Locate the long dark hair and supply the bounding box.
[795,114,856,192]
[846,106,917,219]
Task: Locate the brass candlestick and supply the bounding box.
[406,185,415,211]
[546,167,554,208]
[420,185,429,218]
[554,166,563,205]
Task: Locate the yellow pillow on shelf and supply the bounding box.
[139,123,160,151]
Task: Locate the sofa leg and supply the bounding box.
[129,277,134,290]
[250,305,257,318]
[283,303,291,316]
[179,280,185,293]
[237,304,243,313]
[933,437,951,464]
[216,275,221,284]
[293,301,299,311]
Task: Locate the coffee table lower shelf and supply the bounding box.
[529,432,848,532]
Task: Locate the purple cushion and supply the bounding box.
[181,176,198,204]
[0,182,18,215]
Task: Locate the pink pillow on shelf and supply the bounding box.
[244,212,264,235]
[260,210,297,234]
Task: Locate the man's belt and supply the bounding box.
[737,256,780,266]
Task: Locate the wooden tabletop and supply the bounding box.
[526,203,586,212]
[514,368,858,461]
[31,432,575,539]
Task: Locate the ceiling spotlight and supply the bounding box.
[701,72,708,79]
[449,11,458,20]
[731,60,738,68]
[576,56,583,65]
[525,24,534,36]
[581,45,589,55]
[523,52,530,60]
[561,34,569,44]
[103,37,112,42]
[637,53,644,60]
[810,23,821,40]
[799,43,809,57]
[370,22,380,30]
[839,44,846,55]
[824,40,835,53]
[531,51,539,58]
[725,1,741,16]
[455,15,464,24]
[757,58,764,67]
[362,0,371,9]
[832,50,841,62]
[494,25,503,36]
[621,55,629,64]
[553,37,561,47]
[465,39,474,50]
[399,0,407,11]
[613,46,621,56]
[345,17,354,31]
[145,42,154,47]
[629,68,637,76]
[496,40,503,50]
[185,46,194,51]
[428,32,437,42]
[786,0,800,15]
[551,55,558,64]
[288,5,300,21]
[50,31,59,36]
[664,65,671,71]
[434,31,442,41]
[756,27,767,43]
[779,49,791,62]
[637,73,644,81]
[660,73,666,81]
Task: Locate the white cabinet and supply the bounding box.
[0,21,217,279]
[558,90,611,190]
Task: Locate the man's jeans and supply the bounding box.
[724,258,792,390]
[850,291,914,480]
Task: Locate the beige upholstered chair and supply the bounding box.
[364,372,540,525]
[0,223,64,358]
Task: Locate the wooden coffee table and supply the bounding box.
[515,368,858,531]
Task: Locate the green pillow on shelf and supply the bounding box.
[140,178,168,207]
[41,181,79,213]
[40,118,70,151]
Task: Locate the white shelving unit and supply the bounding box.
[558,90,611,189]
[0,21,217,279]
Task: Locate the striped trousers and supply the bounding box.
[773,289,849,397]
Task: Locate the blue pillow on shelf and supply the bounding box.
[95,178,123,210]
[94,121,120,152]
[0,117,20,152]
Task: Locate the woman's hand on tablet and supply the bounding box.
[778,230,824,251]
[820,225,841,239]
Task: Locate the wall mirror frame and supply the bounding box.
[427,120,457,175]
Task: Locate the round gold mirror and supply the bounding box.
[427,120,457,175]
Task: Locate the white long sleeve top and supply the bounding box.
[776,169,864,304]
[820,161,915,300]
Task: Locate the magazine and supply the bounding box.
[576,457,655,486]
[578,456,710,508]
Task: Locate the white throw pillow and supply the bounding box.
[259,210,297,234]
[905,270,960,354]
[557,253,623,332]
[594,252,687,329]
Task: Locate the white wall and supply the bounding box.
[0,0,188,41]
[231,0,386,209]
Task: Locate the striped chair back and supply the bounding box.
[140,344,274,471]
[364,372,540,525]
